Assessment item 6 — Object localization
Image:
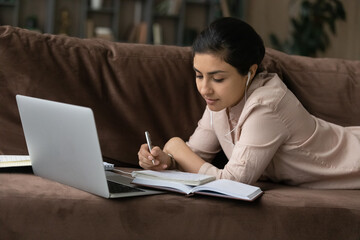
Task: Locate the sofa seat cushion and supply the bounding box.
[1,169,359,240]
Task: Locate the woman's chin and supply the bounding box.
[207,104,224,112]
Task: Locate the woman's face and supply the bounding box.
[193,53,248,112]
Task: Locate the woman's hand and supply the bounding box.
[138,137,206,172]
[137,144,171,170]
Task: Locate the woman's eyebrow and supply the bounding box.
[193,67,226,75]
[193,67,201,73]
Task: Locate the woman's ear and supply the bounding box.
[248,64,258,80]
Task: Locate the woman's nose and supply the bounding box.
[199,80,212,95]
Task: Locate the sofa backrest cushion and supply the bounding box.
[0,26,204,165]
[263,48,360,127]
[0,26,359,166]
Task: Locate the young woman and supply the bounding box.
[138,17,360,189]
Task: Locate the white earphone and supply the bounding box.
[244,72,251,102]
[246,71,251,87]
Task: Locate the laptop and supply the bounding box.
[16,95,162,198]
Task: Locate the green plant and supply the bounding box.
[270,0,346,57]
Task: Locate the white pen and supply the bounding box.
[145,131,155,165]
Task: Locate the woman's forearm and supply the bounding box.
[163,137,205,173]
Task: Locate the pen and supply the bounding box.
[145,131,155,165]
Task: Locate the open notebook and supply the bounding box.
[132,170,263,201]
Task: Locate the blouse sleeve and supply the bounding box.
[186,107,222,162]
[198,104,289,184]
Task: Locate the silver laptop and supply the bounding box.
[16,95,161,198]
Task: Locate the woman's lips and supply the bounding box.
[205,98,218,105]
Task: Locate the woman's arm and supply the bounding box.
[163,137,206,173]
[138,107,220,172]
[198,105,289,183]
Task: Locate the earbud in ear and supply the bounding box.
[244,72,251,102]
[246,72,251,87]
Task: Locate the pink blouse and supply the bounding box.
[187,72,360,189]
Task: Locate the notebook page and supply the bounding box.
[132,170,215,186]
[191,179,262,199]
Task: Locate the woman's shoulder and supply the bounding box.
[242,72,312,132]
[247,72,288,110]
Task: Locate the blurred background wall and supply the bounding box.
[246,0,360,60]
[0,0,359,60]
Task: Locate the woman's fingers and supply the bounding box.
[138,144,152,168]
[138,144,171,170]
[138,144,164,169]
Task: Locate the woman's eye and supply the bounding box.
[196,75,203,79]
[213,78,224,83]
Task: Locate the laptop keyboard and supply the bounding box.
[107,180,144,193]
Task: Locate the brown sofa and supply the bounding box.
[0,26,359,240]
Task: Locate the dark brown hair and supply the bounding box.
[192,17,265,75]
